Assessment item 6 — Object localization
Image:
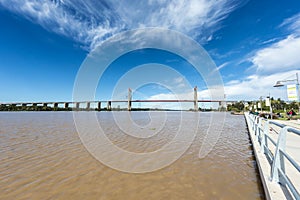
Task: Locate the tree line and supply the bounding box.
[227,98,299,113]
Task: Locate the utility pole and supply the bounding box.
[297,73,300,115]
[269,94,273,119]
[259,96,263,112]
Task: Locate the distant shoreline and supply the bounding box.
[0,105,219,112]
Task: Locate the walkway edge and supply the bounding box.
[244,113,286,200]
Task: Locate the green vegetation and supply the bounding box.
[0,105,73,111]
[0,105,186,112]
[227,98,299,114]
[248,97,299,114]
[227,101,245,113]
[269,98,299,113]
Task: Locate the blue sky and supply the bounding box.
[1,0,300,106]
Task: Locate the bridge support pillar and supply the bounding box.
[97,102,101,111]
[64,103,69,109]
[107,101,111,111]
[86,102,90,110]
[75,102,80,110]
[128,88,132,111]
[194,86,198,111]
[54,103,58,108]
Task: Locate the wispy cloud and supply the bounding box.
[172,76,189,88]
[114,0,240,41]
[214,62,229,72]
[0,0,241,50]
[0,0,123,50]
[279,12,300,36]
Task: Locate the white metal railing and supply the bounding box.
[246,113,300,200]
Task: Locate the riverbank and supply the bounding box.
[0,105,225,112]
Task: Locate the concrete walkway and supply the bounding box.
[269,119,300,163]
[276,119,300,129]
[269,120,300,199]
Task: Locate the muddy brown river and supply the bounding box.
[0,112,264,199]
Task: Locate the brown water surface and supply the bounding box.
[0,112,264,199]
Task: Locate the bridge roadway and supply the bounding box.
[0,99,236,110]
[0,87,238,110]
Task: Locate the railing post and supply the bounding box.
[254,116,258,137]
[251,115,255,132]
[256,117,262,141]
[261,120,269,154]
[252,115,256,131]
[253,116,257,132]
[271,126,287,183]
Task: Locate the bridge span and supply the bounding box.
[0,87,237,111]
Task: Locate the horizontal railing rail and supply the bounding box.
[246,113,300,200]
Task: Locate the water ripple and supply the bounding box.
[0,112,264,199]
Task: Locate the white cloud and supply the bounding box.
[0,0,240,50]
[224,70,300,100]
[173,77,184,84]
[226,79,240,85]
[251,35,300,74]
[146,91,194,110]
[236,13,300,101]
[148,92,193,101]
[145,88,224,109]
[250,12,300,74]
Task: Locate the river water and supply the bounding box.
[0,112,264,199]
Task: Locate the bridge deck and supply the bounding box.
[0,99,234,105]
